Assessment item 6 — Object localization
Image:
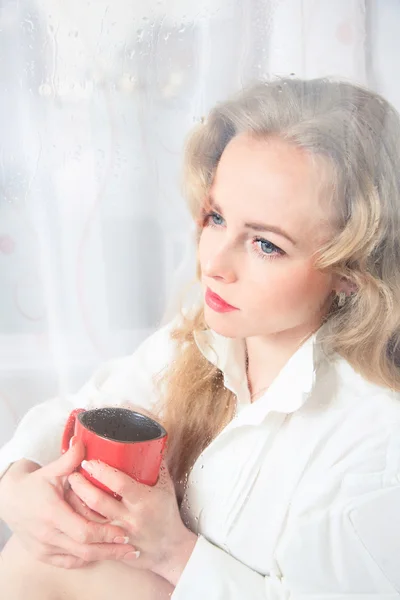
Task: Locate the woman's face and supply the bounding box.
[198,133,342,340]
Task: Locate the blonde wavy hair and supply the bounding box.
[155,77,400,488]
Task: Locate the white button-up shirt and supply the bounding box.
[1,320,400,599]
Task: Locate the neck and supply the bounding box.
[245,323,320,401]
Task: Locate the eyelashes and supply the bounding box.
[205,211,224,227]
[253,238,284,260]
[202,210,285,260]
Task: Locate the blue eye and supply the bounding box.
[203,211,224,227]
[258,239,277,254]
[211,212,224,226]
[254,238,284,259]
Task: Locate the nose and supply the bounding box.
[202,242,237,284]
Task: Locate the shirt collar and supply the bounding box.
[193,326,327,423]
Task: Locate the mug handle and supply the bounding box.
[61,408,86,454]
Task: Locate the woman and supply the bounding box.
[1,77,400,599]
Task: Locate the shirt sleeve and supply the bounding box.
[172,484,400,599]
[0,320,178,480]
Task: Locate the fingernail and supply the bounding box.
[110,520,126,528]
[124,550,141,561]
[81,460,89,470]
[114,536,130,545]
[69,436,77,449]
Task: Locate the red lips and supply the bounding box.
[205,288,238,313]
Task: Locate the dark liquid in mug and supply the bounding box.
[79,408,164,443]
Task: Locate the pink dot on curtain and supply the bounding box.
[0,234,15,255]
[336,20,354,45]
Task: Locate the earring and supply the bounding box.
[337,291,347,308]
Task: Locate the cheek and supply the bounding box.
[197,231,206,266]
[198,229,215,270]
[288,264,332,295]
[251,261,332,311]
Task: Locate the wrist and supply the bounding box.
[153,527,198,586]
[0,459,40,490]
[9,459,41,478]
[0,460,40,520]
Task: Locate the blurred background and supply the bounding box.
[0,0,399,545]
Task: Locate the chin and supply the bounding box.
[203,307,242,338]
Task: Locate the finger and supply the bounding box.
[15,535,89,570]
[50,530,136,564]
[79,459,136,499]
[68,471,124,522]
[47,494,130,545]
[64,487,108,524]
[24,537,87,569]
[19,535,71,560]
[41,554,88,569]
[42,439,86,479]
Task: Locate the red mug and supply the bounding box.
[61,407,168,499]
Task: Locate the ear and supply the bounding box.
[333,275,358,296]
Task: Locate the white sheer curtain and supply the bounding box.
[0,0,399,547]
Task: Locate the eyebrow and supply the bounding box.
[208,199,298,246]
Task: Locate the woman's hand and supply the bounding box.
[64,481,109,525]
[0,439,137,569]
[68,459,198,585]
